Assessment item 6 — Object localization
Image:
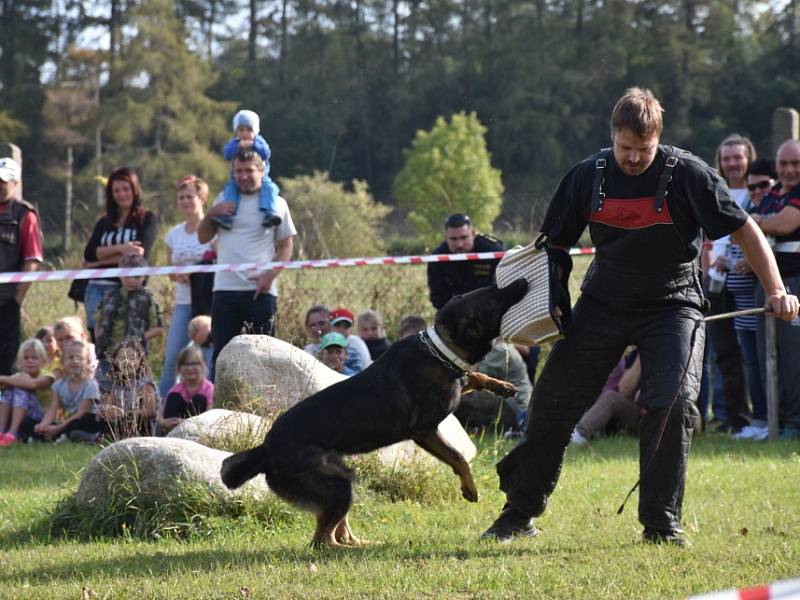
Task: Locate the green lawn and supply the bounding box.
[1,434,798,599]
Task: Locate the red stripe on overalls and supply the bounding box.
[590,196,674,229]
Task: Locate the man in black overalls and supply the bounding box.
[481,88,799,546]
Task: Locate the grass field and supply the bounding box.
[1,434,798,599]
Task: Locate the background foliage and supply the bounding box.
[1,0,798,244]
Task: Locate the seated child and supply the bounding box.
[318,332,355,376]
[357,309,390,360]
[101,338,159,439]
[94,254,164,376]
[187,314,214,372]
[0,339,55,446]
[35,339,103,443]
[398,314,427,339]
[213,109,281,230]
[158,346,214,434]
[54,316,99,379]
[329,307,371,373]
[35,326,60,377]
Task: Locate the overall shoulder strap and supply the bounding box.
[591,148,612,212]
[654,147,684,212]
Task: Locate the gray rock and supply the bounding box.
[166,408,269,451]
[213,334,346,414]
[75,437,268,510]
[212,334,477,468]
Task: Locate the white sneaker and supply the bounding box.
[570,430,588,445]
[733,425,759,440]
[54,433,69,445]
[751,426,769,441]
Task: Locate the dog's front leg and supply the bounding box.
[462,371,516,398]
[412,429,478,502]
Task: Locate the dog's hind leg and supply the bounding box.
[413,429,478,502]
[309,453,357,549]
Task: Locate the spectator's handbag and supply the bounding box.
[67,277,88,304]
[495,236,571,346]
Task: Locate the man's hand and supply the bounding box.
[766,291,800,322]
[253,270,277,299]
[121,240,144,256]
[208,201,236,218]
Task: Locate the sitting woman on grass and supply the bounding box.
[158,346,214,434]
[0,339,55,446]
[35,339,103,444]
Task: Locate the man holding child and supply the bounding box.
[198,146,297,374]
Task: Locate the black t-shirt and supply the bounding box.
[541,145,747,310]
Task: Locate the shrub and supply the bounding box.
[279,171,391,259]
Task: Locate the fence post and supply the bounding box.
[772,107,799,154]
[765,316,780,441]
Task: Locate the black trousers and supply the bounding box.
[497,295,704,533]
[163,392,209,420]
[705,289,750,427]
[0,297,21,375]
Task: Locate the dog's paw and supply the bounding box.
[492,381,517,398]
[461,486,479,503]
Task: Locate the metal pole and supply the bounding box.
[765,316,780,441]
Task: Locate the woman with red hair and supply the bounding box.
[80,168,158,337]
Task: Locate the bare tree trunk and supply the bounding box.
[1,0,17,92]
[95,80,104,208]
[64,146,73,252]
[353,0,372,182]
[280,0,288,87]
[393,0,400,74]
[248,0,258,68]
[108,0,122,89]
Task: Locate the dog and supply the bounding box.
[221,278,528,547]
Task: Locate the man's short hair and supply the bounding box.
[610,87,664,138]
[398,315,427,338]
[714,133,757,175]
[444,213,472,229]
[233,146,265,170]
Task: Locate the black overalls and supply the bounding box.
[496,146,747,533]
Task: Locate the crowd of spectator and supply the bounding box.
[1,117,799,448]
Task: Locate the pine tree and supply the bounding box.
[96,0,234,222]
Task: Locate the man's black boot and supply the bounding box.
[642,527,690,547]
[480,505,538,543]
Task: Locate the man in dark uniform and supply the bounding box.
[0,157,43,374]
[481,88,798,546]
[427,213,505,309]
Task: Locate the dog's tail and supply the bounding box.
[220,447,264,489]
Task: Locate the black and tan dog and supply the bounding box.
[221,278,528,547]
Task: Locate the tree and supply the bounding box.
[393,111,503,246]
[94,0,234,223]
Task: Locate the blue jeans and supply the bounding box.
[85,281,120,339]
[210,291,277,380]
[737,328,767,422]
[158,303,193,398]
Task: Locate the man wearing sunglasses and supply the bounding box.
[426,213,506,309]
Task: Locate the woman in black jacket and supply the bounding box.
[81,168,157,338]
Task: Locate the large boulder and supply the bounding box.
[167,408,269,451]
[75,437,268,510]
[214,334,346,413]
[212,334,477,468]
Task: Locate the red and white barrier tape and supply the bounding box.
[688,577,800,600]
[0,247,596,284]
